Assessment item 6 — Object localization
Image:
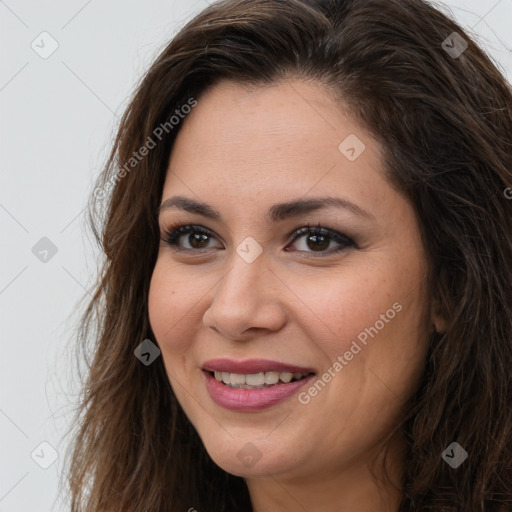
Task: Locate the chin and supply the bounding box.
[206,445,289,478]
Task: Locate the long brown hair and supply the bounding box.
[64,0,512,510]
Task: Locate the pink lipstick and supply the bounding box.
[202,358,315,411]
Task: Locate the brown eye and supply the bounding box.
[161,225,222,252]
[161,223,355,256]
[287,225,355,255]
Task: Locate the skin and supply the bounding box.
[148,78,442,512]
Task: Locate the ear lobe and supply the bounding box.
[431,300,448,333]
[432,314,447,334]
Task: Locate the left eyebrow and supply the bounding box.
[158,195,375,222]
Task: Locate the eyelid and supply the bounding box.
[160,224,221,252]
[286,223,353,244]
[160,222,355,255]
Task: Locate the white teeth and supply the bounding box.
[212,370,309,388]
[264,371,280,385]
[246,372,265,386]
[230,373,246,385]
[279,372,293,383]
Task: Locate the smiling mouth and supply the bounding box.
[207,370,314,389]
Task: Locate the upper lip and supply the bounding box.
[202,358,315,374]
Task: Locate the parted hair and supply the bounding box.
[64,0,512,510]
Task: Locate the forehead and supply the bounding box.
[173,79,348,159]
[164,79,387,205]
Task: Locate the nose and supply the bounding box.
[202,253,287,341]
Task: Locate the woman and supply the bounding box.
[65,0,512,510]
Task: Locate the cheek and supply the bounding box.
[147,264,171,342]
[290,256,430,398]
[148,260,200,357]
[324,269,429,398]
[287,263,405,358]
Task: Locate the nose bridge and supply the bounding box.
[202,247,285,338]
[214,248,267,312]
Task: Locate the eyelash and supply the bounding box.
[160,222,355,257]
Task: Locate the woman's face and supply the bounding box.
[148,79,436,481]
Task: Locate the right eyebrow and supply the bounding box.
[158,195,375,222]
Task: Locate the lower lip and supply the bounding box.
[203,371,315,411]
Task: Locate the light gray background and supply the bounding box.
[1,1,511,510]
